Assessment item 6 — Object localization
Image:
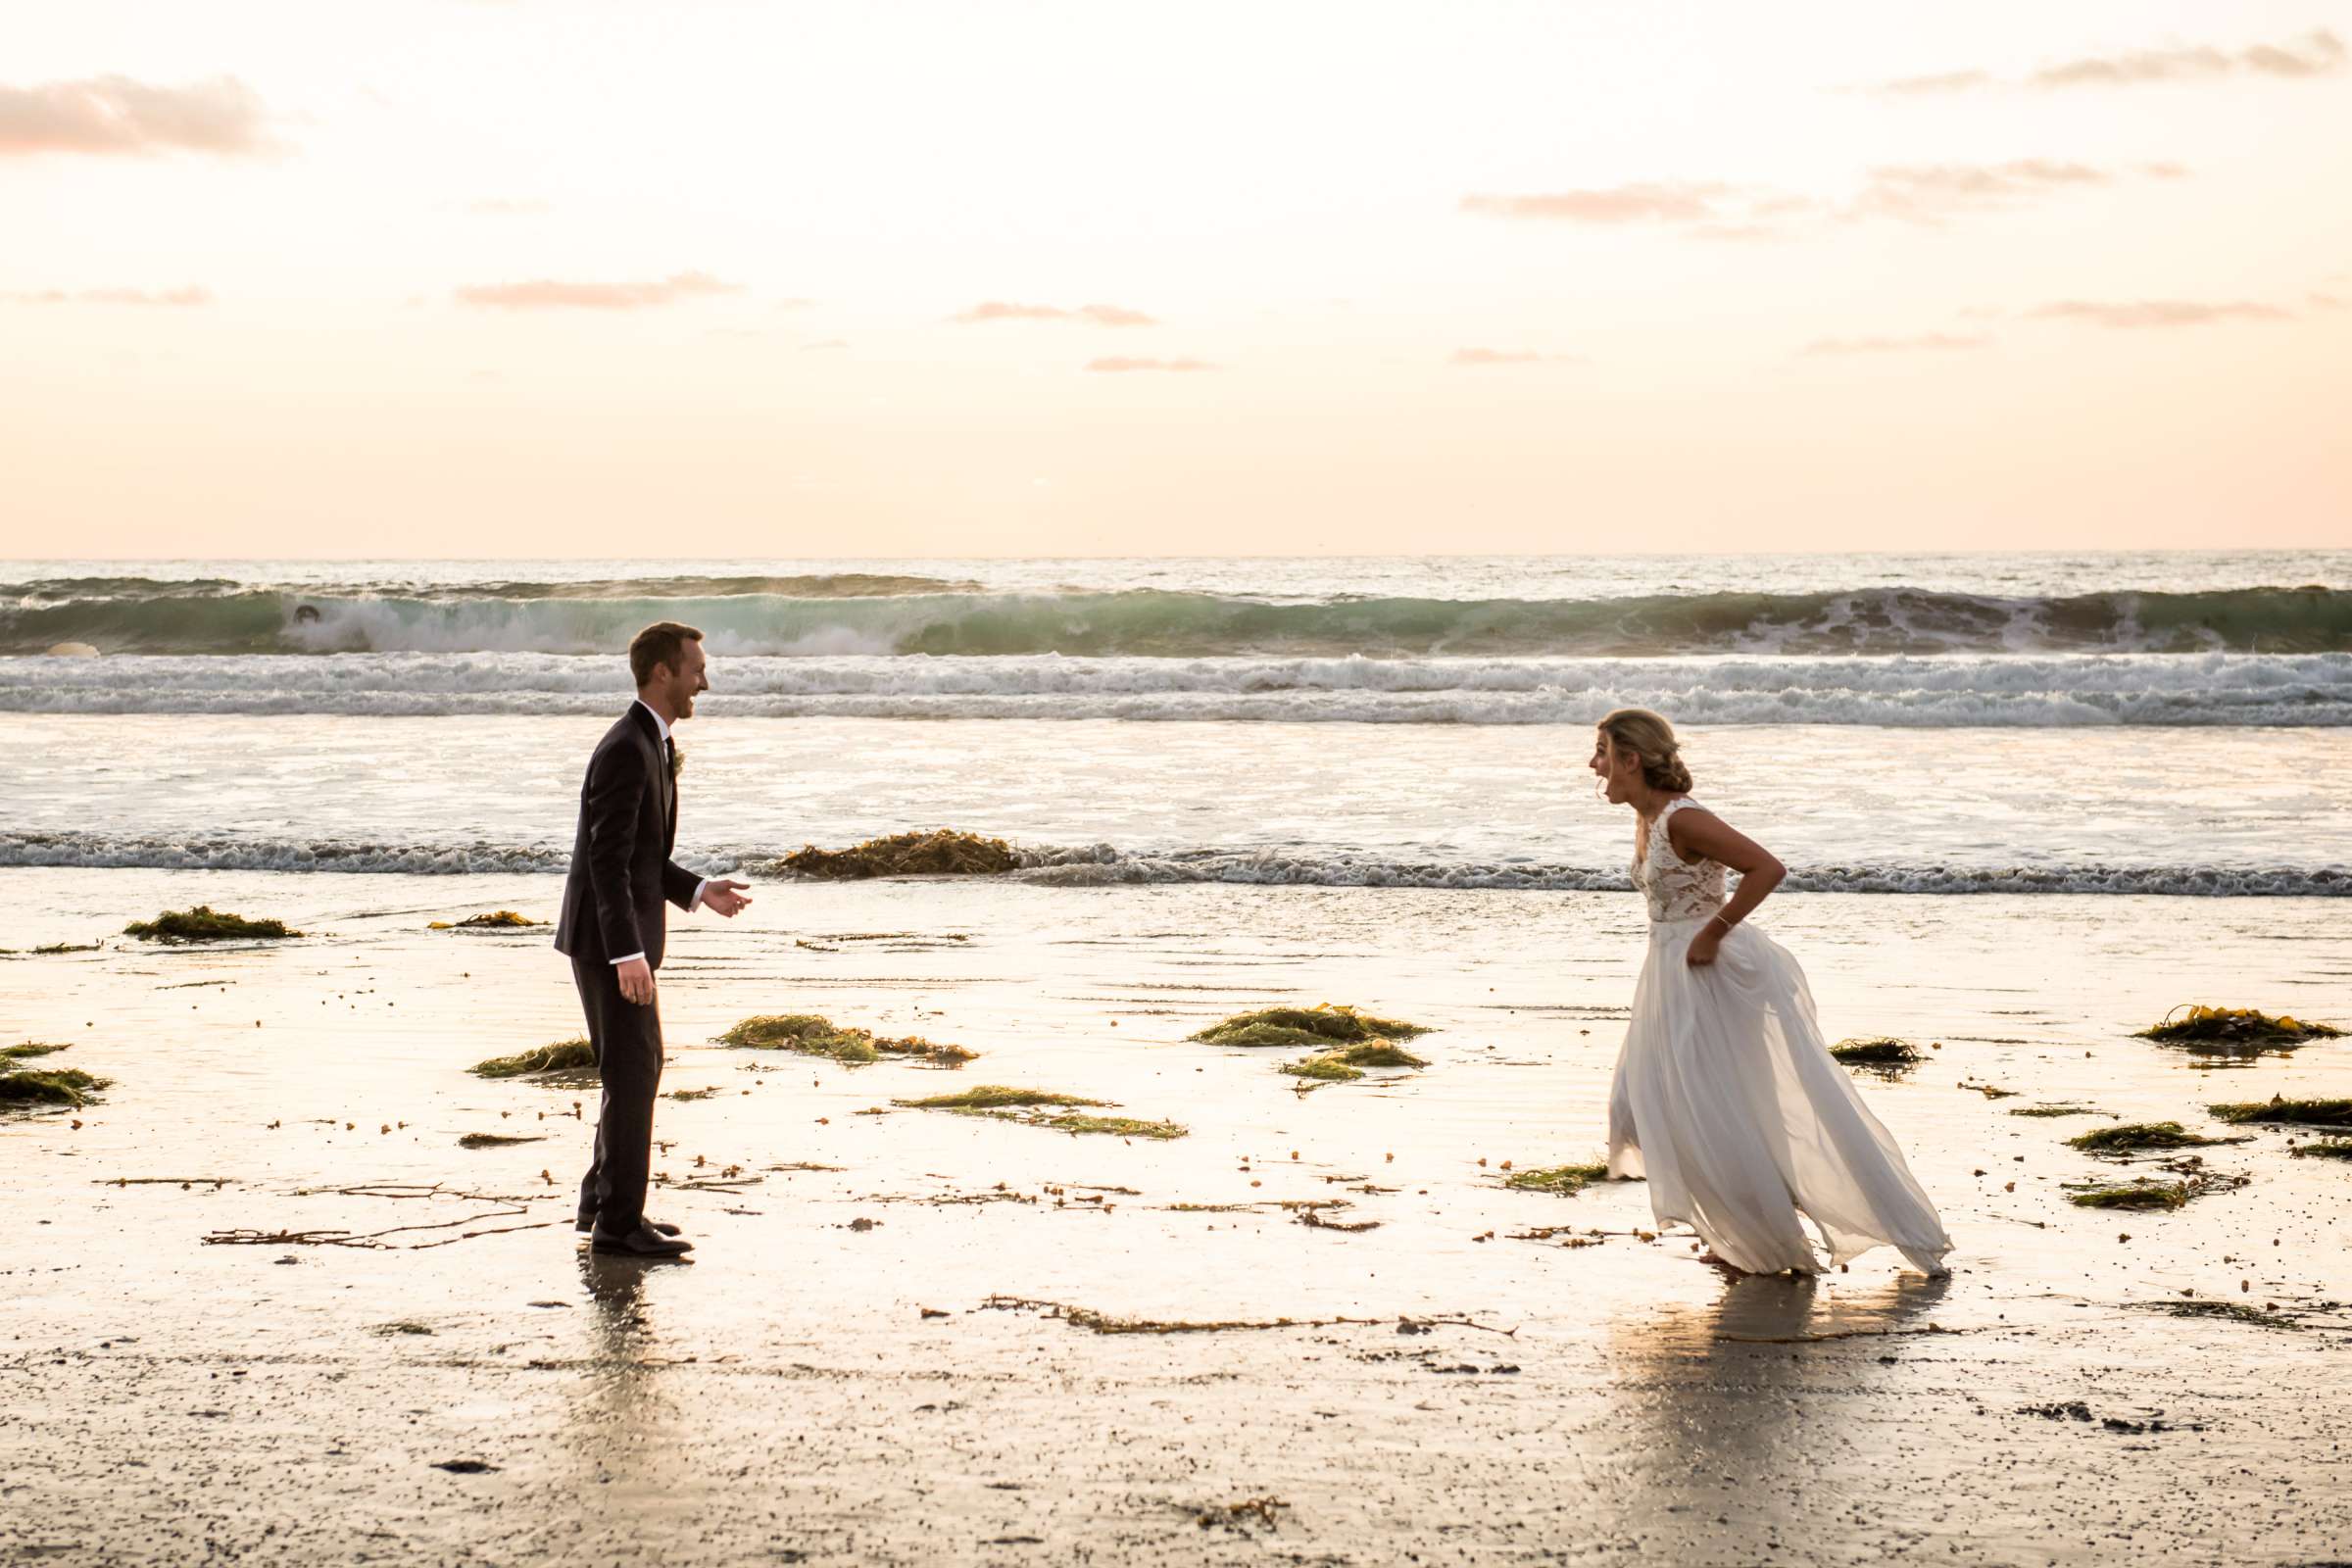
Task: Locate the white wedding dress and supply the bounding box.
[1606,798,1953,1276]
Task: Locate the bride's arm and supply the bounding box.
[1667,809,1787,964]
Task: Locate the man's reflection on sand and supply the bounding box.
[565,1250,690,1498]
[1587,1268,1952,1547]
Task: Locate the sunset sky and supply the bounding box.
[6,1,2349,558]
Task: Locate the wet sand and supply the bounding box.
[6,869,2350,1565]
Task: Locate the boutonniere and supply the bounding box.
[668,743,685,781]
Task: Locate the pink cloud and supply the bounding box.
[453,271,743,310]
[5,285,213,306]
[0,74,272,157]
[1802,333,1991,356]
[2027,299,2292,327]
[1085,357,1215,372]
[1460,183,1732,223]
[2031,29,2343,87]
[1857,30,2343,93]
[952,301,1156,325]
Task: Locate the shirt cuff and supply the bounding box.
[690,879,709,911]
[610,952,646,966]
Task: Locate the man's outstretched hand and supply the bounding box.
[704,879,754,917]
[615,956,656,1005]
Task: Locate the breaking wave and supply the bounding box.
[7,579,2349,658]
[5,651,2346,725]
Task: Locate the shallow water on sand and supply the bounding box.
[5,868,2349,1564]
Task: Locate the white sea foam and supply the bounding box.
[3,652,2346,725]
[2,830,2340,897]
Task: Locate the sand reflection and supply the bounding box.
[1591,1269,1951,1544]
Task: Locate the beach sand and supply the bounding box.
[5,868,2350,1565]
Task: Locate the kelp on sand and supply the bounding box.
[122,906,300,944]
[1191,1004,1430,1050]
[1280,1041,1431,1082]
[0,1065,111,1109]
[779,830,1019,880]
[469,1039,598,1078]
[716,1013,974,1068]
[894,1085,1188,1140]
[1503,1163,1611,1197]
[2066,1122,2237,1155]
[1829,1037,1922,1069]
[2138,1005,2343,1055]
[429,910,543,930]
[2209,1097,2352,1128]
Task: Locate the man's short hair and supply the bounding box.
[629,621,704,686]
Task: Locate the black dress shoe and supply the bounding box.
[590,1223,693,1257]
[577,1210,684,1237]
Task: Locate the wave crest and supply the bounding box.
[7,583,2349,658]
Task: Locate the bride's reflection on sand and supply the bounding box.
[1592,1266,1952,1548]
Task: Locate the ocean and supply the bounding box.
[4,552,2347,896]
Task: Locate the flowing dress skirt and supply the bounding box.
[1607,915,1952,1275]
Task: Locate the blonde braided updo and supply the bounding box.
[1595,707,1693,793]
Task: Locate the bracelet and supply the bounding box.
[1707,913,1735,933]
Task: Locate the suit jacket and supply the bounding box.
[554,703,702,969]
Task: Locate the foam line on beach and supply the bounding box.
[2,830,2341,896]
[4,651,2347,725]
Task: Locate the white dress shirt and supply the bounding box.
[611,698,706,967]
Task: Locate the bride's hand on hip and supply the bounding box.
[1684,928,1722,968]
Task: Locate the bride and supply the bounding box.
[1592,708,1952,1277]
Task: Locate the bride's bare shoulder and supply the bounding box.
[1662,801,1729,859]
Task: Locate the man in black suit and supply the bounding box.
[554,621,752,1257]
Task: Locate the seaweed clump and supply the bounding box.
[781,830,1018,880]
[2209,1097,2352,1128]
[2137,1005,2342,1047]
[469,1039,598,1078]
[1,1043,110,1111]
[716,1013,974,1068]
[1279,1041,1431,1083]
[1503,1162,1611,1197]
[894,1085,1186,1140]
[1191,1004,1429,1049]
[2009,1104,2104,1118]
[456,1132,547,1149]
[2066,1122,2234,1156]
[2066,1179,2194,1211]
[122,906,300,944]
[429,910,543,930]
[1830,1037,1921,1070]
[2290,1140,2352,1162]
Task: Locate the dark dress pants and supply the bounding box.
[571,956,662,1235]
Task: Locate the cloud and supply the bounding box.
[1860,29,2344,93]
[453,270,743,309]
[0,74,272,157]
[1460,182,1732,223]
[1450,347,1583,366]
[1465,161,2151,242]
[2027,299,2292,328]
[2031,29,2343,86]
[952,301,1155,325]
[1085,357,1215,372]
[1801,333,1991,356]
[1850,160,2113,222]
[5,285,213,306]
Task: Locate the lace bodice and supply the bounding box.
[1631,798,1726,922]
